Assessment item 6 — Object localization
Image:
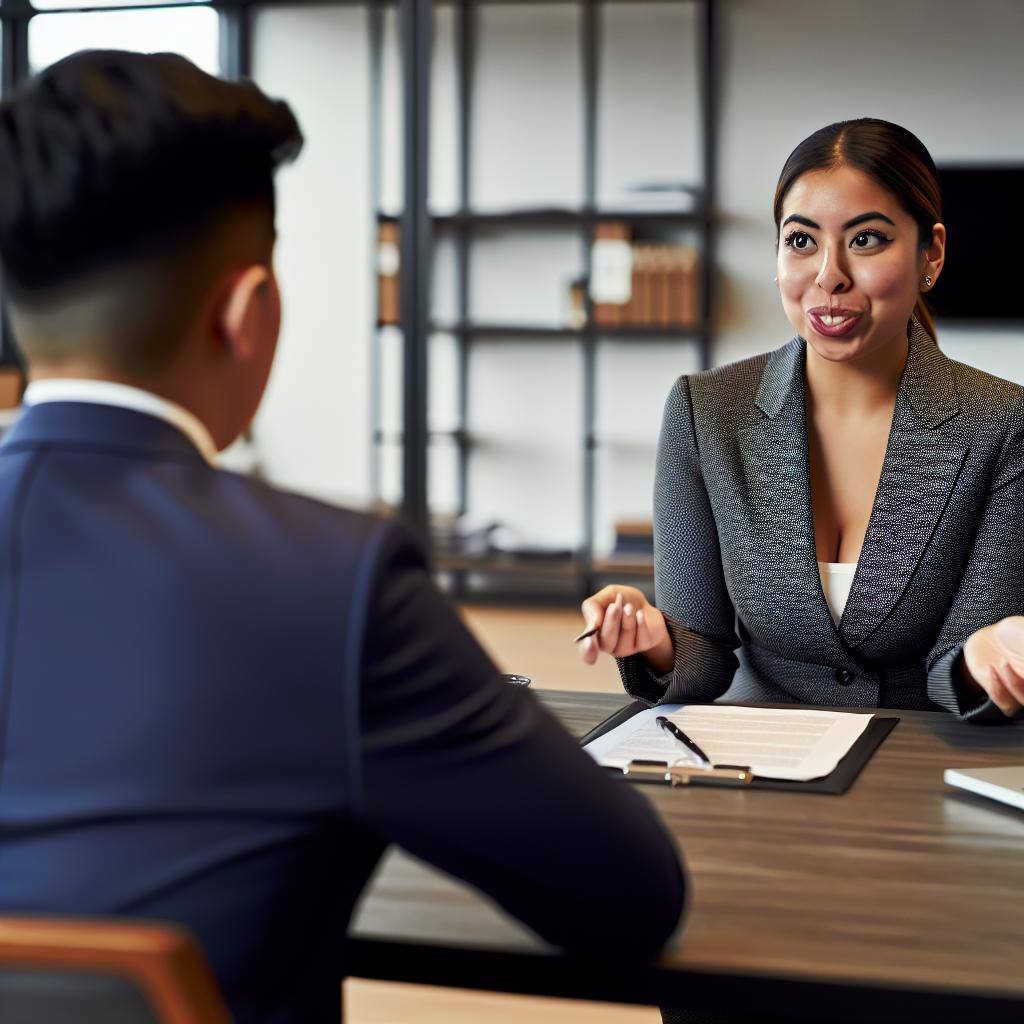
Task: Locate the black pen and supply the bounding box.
[656,716,713,768]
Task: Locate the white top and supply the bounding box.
[23,378,219,467]
[817,561,858,624]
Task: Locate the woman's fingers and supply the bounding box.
[578,585,651,663]
[579,595,606,633]
[615,602,638,656]
[579,586,632,664]
[999,661,1024,710]
[986,664,1021,718]
[599,592,624,653]
[987,617,1024,715]
[635,609,653,651]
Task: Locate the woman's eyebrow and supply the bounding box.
[842,210,896,229]
[781,211,897,231]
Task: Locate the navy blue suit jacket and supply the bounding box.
[0,402,684,1023]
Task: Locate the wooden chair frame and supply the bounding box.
[0,916,231,1024]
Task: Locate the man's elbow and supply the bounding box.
[555,848,687,962]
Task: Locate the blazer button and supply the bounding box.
[836,668,854,686]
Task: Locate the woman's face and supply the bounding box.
[776,164,944,364]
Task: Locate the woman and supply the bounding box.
[582,118,1024,722]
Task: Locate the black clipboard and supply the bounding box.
[580,701,899,795]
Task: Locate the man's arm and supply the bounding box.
[353,523,686,959]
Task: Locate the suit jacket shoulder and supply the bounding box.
[668,342,786,462]
[944,356,1024,489]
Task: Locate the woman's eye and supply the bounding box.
[784,231,816,251]
[851,230,889,250]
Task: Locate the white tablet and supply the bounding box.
[944,766,1024,812]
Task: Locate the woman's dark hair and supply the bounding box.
[772,118,942,342]
[0,49,303,295]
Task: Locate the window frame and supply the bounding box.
[0,0,376,367]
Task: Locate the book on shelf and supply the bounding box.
[588,222,699,329]
[591,221,632,327]
[377,220,400,326]
[568,277,587,329]
[611,519,654,556]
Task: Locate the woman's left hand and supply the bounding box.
[962,616,1024,717]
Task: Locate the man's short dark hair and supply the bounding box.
[0,50,303,371]
[0,49,303,295]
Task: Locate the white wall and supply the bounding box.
[251,4,375,507]
[716,0,1024,377]
[247,0,1024,548]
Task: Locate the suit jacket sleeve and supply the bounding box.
[354,522,686,959]
[926,392,1024,724]
[617,375,741,704]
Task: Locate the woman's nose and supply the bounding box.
[815,249,852,294]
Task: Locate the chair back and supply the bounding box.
[0,917,231,1024]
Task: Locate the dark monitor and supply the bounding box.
[932,166,1024,322]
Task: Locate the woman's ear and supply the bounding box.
[216,264,273,362]
[922,222,947,289]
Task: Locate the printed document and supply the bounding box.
[584,705,873,782]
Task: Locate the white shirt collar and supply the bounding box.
[23,378,219,467]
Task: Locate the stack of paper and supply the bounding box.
[584,705,873,782]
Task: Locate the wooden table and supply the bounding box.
[350,691,1024,1023]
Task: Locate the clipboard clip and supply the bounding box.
[624,759,755,787]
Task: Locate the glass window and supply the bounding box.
[29,7,219,75]
[31,1,209,9]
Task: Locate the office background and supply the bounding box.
[0,2,1021,1021]
[2,0,1021,590]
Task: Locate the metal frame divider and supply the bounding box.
[216,0,250,80]
[367,0,385,507]
[580,0,598,597]
[696,0,715,372]
[397,0,431,545]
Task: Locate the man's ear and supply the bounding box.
[216,264,273,362]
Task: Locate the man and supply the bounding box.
[0,52,684,1022]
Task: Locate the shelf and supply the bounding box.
[430,322,705,339]
[595,325,703,339]
[432,322,584,338]
[379,206,709,228]
[435,553,581,577]
[374,428,470,446]
[591,556,654,577]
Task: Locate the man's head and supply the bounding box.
[0,50,303,448]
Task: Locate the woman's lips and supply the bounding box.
[806,308,863,338]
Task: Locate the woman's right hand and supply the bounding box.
[579,585,675,674]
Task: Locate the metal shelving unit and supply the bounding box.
[372,0,717,601]
[0,0,717,602]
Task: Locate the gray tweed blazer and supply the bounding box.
[619,320,1024,723]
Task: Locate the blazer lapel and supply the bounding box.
[736,338,852,666]
[839,323,970,647]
